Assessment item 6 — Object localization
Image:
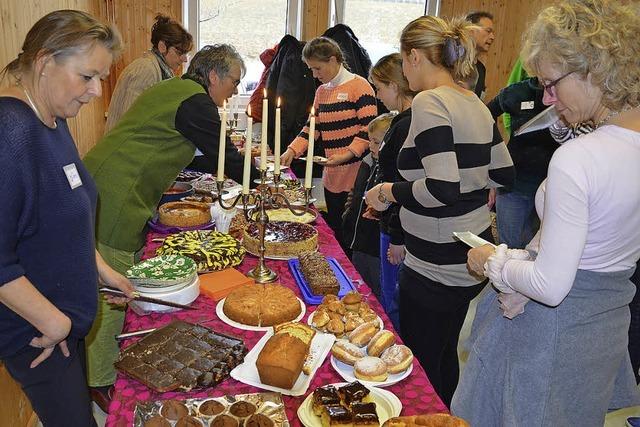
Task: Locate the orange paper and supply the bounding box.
[199,268,254,301]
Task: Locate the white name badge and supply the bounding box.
[521,101,535,110]
[337,92,348,101]
[63,163,83,189]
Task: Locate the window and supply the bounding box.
[333,0,428,65]
[198,0,291,94]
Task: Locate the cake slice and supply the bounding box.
[351,402,379,427]
[320,405,353,427]
[312,385,341,416]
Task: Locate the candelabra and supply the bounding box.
[216,171,314,283]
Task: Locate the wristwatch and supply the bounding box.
[377,184,391,207]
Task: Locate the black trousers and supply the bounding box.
[323,188,350,254]
[398,265,486,408]
[629,263,640,384]
[3,339,97,427]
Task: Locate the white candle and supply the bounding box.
[231,94,239,114]
[305,107,315,189]
[242,105,253,195]
[274,97,281,175]
[260,89,268,170]
[217,99,227,182]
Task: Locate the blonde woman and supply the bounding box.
[456,1,640,424]
[365,16,514,406]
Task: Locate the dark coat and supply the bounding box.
[323,24,372,80]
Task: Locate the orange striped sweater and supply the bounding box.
[289,74,377,193]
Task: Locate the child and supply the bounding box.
[342,113,395,298]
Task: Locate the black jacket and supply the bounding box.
[342,154,381,257]
[487,77,558,194]
[323,24,372,80]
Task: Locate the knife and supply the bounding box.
[99,287,197,310]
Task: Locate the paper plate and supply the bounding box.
[216,297,306,331]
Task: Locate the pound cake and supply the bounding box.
[223,284,301,327]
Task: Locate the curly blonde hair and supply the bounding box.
[400,15,476,80]
[521,0,640,110]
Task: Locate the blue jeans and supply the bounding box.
[379,232,400,330]
[496,189,540,249]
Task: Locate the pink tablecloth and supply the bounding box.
[105,215,447,426]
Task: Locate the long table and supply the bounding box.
[105,213,447,426]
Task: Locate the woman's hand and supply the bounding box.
[387,244,406,265]
[325,151,354,167]
[29,314,71,368]
[96,251,136,304]
[467,244,496,276]
[280,148,296,166]
[361,206,380,220]
[365,183,392,212]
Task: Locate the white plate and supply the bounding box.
[216,297,306,331]
[300,156,328,164]
[452,231,496,249]
[297,382,402,427]
[330,355,413,388]
[230,331,336,396]
[307,311,383,332]
[131,276,200,314]
[244,245,318,260]
[133,273,197,294]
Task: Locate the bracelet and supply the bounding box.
[377,185,392,207]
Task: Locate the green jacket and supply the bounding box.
[84,78,202,251]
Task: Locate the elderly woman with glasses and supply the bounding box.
[83,44,260,409]
[452,1,640,425]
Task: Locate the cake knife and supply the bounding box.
[99,287,197,310]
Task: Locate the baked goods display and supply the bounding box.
[158,201,212,228]
[126,255,197,288]
[175,170,205,183]
[309,292,379,337]
[156,230,245,272]
[115,321,247,392]
[310,381,379,427]
[222,284,302,327]
[379,345,413,375]
[228,212,249,240]
[298,252,340,296]
[354,357,389,382]
[133,392,287,427]
[243,221,318,259]
[382,414,470,427]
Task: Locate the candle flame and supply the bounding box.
[247,104,251,115]
[263,88,267,98]
[277,97,281,108]
[310,106,315,115]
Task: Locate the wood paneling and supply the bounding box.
[439,0,554,103]
[303,0,330,40]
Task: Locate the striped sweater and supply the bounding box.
[391,86,514,287]
[289,68,377,193]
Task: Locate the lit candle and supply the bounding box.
[305,107,315,189]
[242,105,253,195]
[274,97,281,175]
[260,89,268,171]
[217,99,227,182]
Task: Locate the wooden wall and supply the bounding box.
[439,0,554,103]
[302,0,331,40]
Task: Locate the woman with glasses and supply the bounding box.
[454,1,640,425]
[83,44,260,411]
[105,14,193,131]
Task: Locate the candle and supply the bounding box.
[231,94,239,114]
[274,97,281,175]
[260,89,268,170]
[242,105,253,195]
[217,99,227,182]
[305,107,315,189]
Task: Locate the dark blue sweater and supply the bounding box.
[0,98,98,358]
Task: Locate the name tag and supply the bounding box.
[63,163,83,189]
[521,101,535,110]
[337,92,348,101]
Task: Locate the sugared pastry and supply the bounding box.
[331,340,365,365]
[351,402,379,426]
[366,330,395,357]
[349,322,379,347]
[322,294,340,304]
[212,414,240,427]
[328,301,346,315]
[327,318,345,336]
[160,400,189,420]
[143,415,171,427]
[312,309,331,329]
[199,400,225,416]
[380,345,414,374]
[229,401,256,417]
[357,303,371,316]
[176,416,204,427]
[328,311,344,322]
[344,316,365,333]
[245,413,275,427]
[337,381,372,406]
[342,291,363,312]
[312,384,341,416]
[360,310,377,323]
[353,357,388,382]
[320,404,353,427]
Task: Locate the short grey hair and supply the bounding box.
[185,44,245,89]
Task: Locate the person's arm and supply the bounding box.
[96,250,135,304]
[286,94,319,158]
[486,92,505,121]
[175,93,260,186]
[487,122,515,188]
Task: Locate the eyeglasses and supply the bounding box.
[226,75,242,87]
[538,71,573,95]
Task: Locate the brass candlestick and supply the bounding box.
[216,177,313,283]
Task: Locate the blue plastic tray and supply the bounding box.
[288,257,356,305]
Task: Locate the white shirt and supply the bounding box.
[326,65,354,88]
[502,125,640,306]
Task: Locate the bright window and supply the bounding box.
[198,0,290,94]
[337,0,427,64]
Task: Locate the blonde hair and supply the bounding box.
[369,53,418,99]
[521,0,640,110]
[2,10,122,83]
[302,37,345,64]
[400,15,476,80]
[368,112,396,134]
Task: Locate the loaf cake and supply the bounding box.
[243,221,318,258]
[255,333,309,389]
[298,252,340,296]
